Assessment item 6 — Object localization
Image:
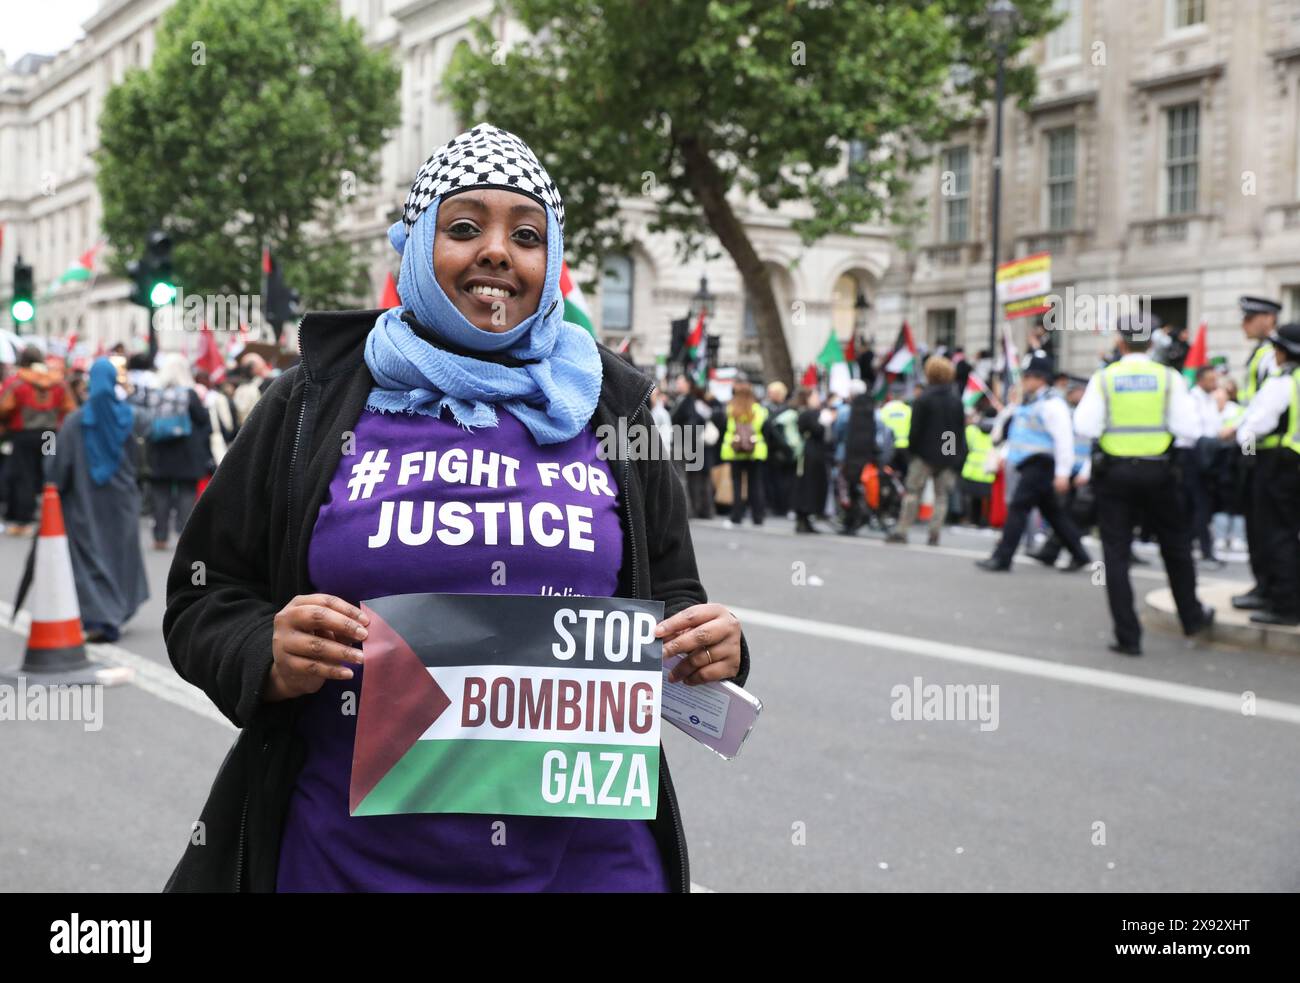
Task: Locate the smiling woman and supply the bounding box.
[435,191,548,332]
[163,123,752,896]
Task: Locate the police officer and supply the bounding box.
[976,353,1092,573]
[1073,316,1213,655]
[1225,295,1282,610]
[1232,323,1300,626]
[879,386,911,475]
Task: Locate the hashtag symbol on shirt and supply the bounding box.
[346,449,390,501]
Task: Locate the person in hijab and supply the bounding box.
[50,358,153,643]
[163,124,752,894]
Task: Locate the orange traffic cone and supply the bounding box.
[2,484,126,685]
[918,478,935,522]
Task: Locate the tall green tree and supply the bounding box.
[97,0,400,329]
[445,0,1056,384]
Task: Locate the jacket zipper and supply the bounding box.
[623,384,688,893]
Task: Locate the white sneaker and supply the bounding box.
[723,519,737,529]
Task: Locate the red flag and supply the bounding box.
[262,247,272,276]
[379,272,400,309]
[196,322,226,382]
[1182,321,1207,384]
[843,334,856,364]
[800,363,819,388]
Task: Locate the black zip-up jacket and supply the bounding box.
[161,308,750,893]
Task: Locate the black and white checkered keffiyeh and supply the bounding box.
[399,122,564,234]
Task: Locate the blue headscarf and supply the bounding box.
[81,358,134,486]
[363,186,602,444]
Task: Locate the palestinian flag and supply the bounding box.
[351,593,663,819]
[873,322,917,400]
[685,309,706,362]
[559,261,595,336]
[801,363,819,388]
[1183,321,1207,384]
[56,241,103,286]
[816,329,851,396]
[962,372,991,409]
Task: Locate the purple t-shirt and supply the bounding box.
[275,408,668,892]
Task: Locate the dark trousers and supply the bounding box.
[729,460,766,524]
[992,457,1089,566]
[150,479,197,543]
[1254,451,1300,616]
[764,461,794,516]
[1242,464,1273,595]
[1178,448,1215,559]
[5,430,46,524]
[1096,458,1203,648]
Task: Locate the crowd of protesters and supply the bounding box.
[0,340,282,641]
[662,325,1251,566]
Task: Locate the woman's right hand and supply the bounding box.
[265,594,370,702]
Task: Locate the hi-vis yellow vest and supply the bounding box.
[881,400,911,449]
[1280,367,1300,457]
[1098,360,1174,457]
[962,424,997,483]
[1244,341,1276,404]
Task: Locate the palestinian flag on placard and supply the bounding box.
[559,261,595,336]
[1182,321,1207,384]
[350,593,663,820]
[56,241,104,286]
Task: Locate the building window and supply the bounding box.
[941,145,971,243]
[1283,286,1300,324]
[1045,126,1077,230]
[600,254,633,331]
[847,139,869,189]
[1045,0,1082,61]
[1170,0,1205,30]
[927,309,957,353]
[1164,103,1199,216]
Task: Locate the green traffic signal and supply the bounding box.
[11,258,35,325]
[150,280,177,306]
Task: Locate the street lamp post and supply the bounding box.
[690,274,713,323]
[987,0,1018,374]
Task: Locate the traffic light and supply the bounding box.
[127,230,177,309]
[146,230,176,306]
[10,258,34,326]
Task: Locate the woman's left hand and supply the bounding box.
[655,603,743,685]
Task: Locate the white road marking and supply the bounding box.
[0,602,234,732]
[729,605,1300,726]
[695,519,1244,586]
